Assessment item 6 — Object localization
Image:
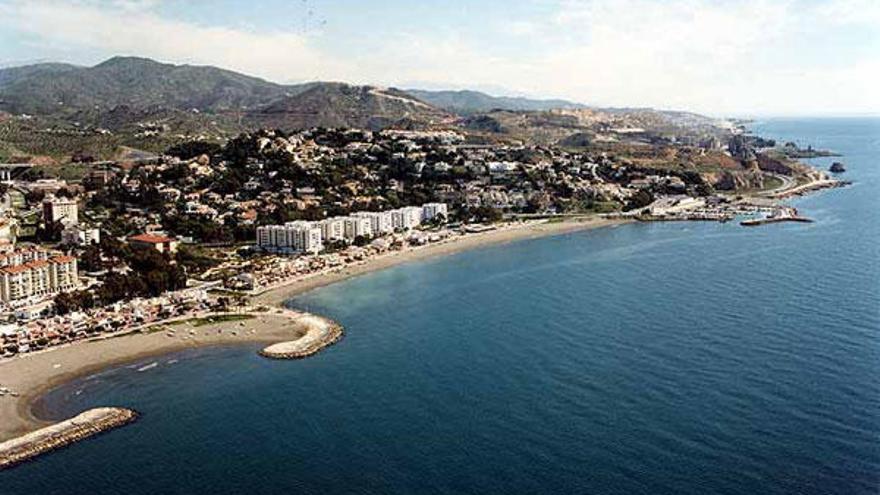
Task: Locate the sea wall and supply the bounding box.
[0,407,138,470]
[259,316,343,359]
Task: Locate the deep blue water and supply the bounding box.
[3,118,879,494]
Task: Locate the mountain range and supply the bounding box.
[0,56,727,162]
[0,57,589,131]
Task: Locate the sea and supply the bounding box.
[3,118,878,494]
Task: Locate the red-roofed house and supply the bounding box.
[128,234,179,254]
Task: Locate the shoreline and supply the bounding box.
[0,309,327,443]
[254,216,629,306]
[0,216,626,445]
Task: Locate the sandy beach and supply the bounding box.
[255,216,628,306]
[0,216,626,443]
[0,310,319,441]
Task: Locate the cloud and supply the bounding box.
[0,0,877,115]
[0,0,340,82]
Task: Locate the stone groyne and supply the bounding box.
[0,407,138,470]
[259,315,343,359]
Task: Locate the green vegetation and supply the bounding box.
[54,246,187,315]
[760,175,784,192]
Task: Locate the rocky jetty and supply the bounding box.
[0,407,138,470]
[829,162,846,173]
[259,315,343,359]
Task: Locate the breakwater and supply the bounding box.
[0,407,138,470]
[741,216,814,226]
[259,316,343,359]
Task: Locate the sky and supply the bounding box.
[0,0,877,117]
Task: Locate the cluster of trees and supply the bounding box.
[54,246,187,315]
[453,206,503,223]
[162,212,254,244]
[166,140,222,160]
[623,190,654,211]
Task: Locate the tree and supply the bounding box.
[36,221,64,243]
[79,244,104,272]
[428,213,447,227]
[54,292,75,315]
[623,190,654,211]
[165,141,222,160]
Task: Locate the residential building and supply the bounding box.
[320,217,345,242]
[128,233,179,254]
[0,248,49,268]
[392,207,422,230]
[62,225,100,246]
[42,195,78,226]
[0,253,78,304]
[421,203,448,222]
[352,211,394,235]
[343,216,373,240]
[257,222,324,254]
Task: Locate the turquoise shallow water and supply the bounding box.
[3,118,879,494]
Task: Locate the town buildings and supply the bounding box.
[421,203,449,222]
[343,216,373,239]
[0,249,78,304]
[62,225,101,246]
[256,203,447,254]
[256,222,324,254]
[42,195,79,226]
[352,211,394,235]
[319,218,345,242]
[128,233,179,254]
[392,207,423,230]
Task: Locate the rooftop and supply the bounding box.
[128,233,175,244]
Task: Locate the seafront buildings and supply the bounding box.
[1,288,210,356]
[256,221,324,254]
[257,203,446,254]
[0,248,78,305]
[352,211,393,235]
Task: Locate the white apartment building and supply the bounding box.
[256,222,324,254]
[256,202,447,255]
[320,217,345,242]
[62,225,101,246]
[421,203,449,222]
[352,211,394,235]
[0,248,49,268]
[392,207,423,231]
[0,254,78,304]
[343,216,373,240]
[42,195,79,226]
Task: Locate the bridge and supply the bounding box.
[0,164,34,181]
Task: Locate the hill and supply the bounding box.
[0,56,293,116]
[0,57,451,133]
[249,83,453,131]
[0,56,730,161]
[406,89,587,114]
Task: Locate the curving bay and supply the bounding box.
[2,118,879,494]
